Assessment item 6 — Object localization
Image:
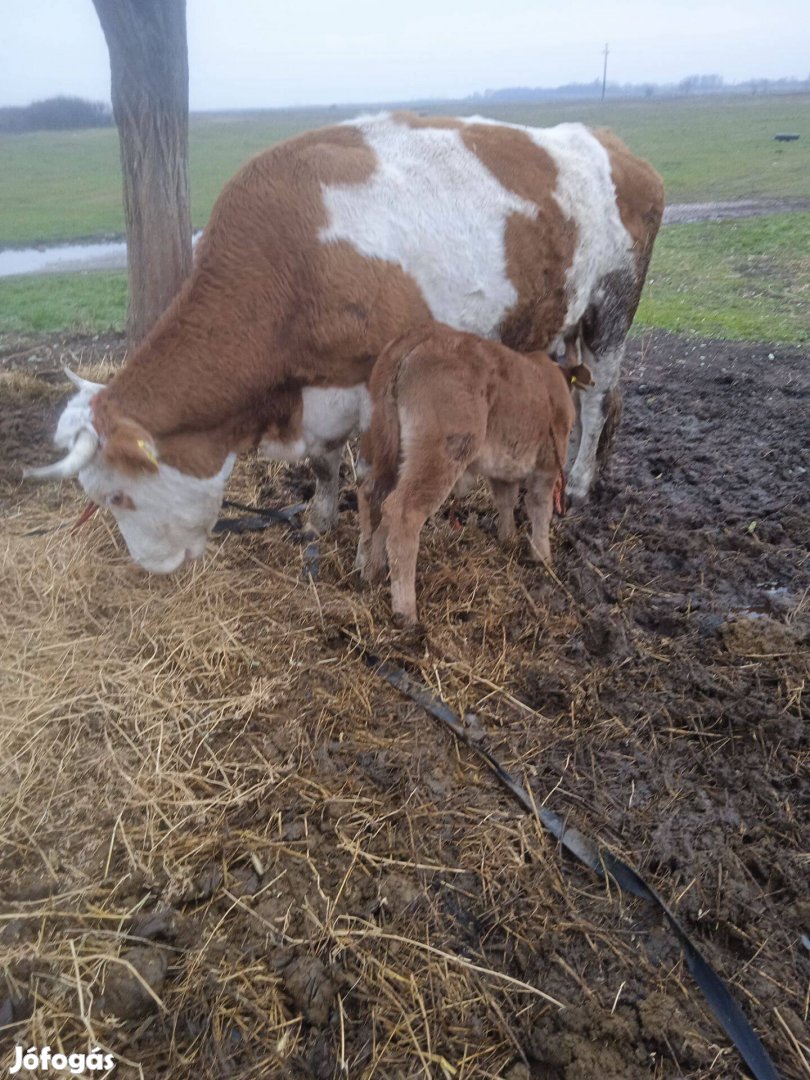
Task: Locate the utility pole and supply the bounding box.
[601,43,609,101]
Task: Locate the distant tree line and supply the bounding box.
[469,74,810,104]
[0,96,113,134]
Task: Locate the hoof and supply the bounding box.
[391,612,424,636]
[388,618,427,646]
[564,484,590,509]
[306,514,336,535]
[306,500,338,534]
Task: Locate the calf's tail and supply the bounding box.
[548,420,569,516]
[368,361,405,506]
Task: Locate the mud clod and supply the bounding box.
[280,955,336,1026]
[99,946,168,1020]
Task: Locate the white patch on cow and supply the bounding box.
[259,384,371,462]
[259,436,307,461]
[320,113,537,334]
[79,453,236,575]
[302,384,371,450]
[459,116,634,328]
[528,124,633,326]
[321,113,633,338]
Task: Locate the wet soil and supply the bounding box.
[1,329,808,1078]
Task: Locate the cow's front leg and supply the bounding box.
[357,476,388,582]
[308,446,342,533]
[566,343,623,506]
[353,429,374,571]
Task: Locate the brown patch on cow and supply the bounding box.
[92,407,159,477]
[392,112,464,130]
[255,123,378,188]
[594,129,664,276]
[461,125,575,351]
[499,212,573,351]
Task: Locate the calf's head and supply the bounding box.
[27,371,234,574]
[565,364,594,390]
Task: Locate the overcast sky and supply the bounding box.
[1,0,807,109]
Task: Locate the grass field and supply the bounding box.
[1,93,809,343]
[635,212,810,343]
[0,270,127,335]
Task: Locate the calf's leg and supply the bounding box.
[356,477,374,577]
[489,479,520,544]
[359,478,390,585]
[525,466,557,563]
[383,458,464,625]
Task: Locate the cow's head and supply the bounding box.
[26,370,235,573]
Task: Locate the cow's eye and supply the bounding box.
[108,492,134,510]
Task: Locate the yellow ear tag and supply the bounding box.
[571,374,577,384]
[137,438,158,467]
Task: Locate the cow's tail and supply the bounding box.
[548,420,568,516]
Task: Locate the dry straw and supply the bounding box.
[1,351,806,1079]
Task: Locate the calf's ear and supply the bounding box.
[101,417,160,476]
[568,364,594,389]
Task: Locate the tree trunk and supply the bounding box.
[92,0,192,347]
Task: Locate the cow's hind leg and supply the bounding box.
[308,446,342,533]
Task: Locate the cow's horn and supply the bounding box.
[65,367,105,394]
[25,427,99,481]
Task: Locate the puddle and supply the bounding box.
[0,239,129,277]
[0,233,202,278]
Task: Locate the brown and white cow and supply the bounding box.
[358,323,590,625]
[28,112,663,573]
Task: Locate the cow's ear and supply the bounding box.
[101,417,160,475]
[568,364,594,388]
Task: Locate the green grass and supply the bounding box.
[0,109,357,249]
[0,271,126,334]
[2,214,808,344]
[1,94,809,248]
[635,212,810,344]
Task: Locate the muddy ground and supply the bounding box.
[0,329,808,1079]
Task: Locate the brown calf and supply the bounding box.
[359,324,590,625]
